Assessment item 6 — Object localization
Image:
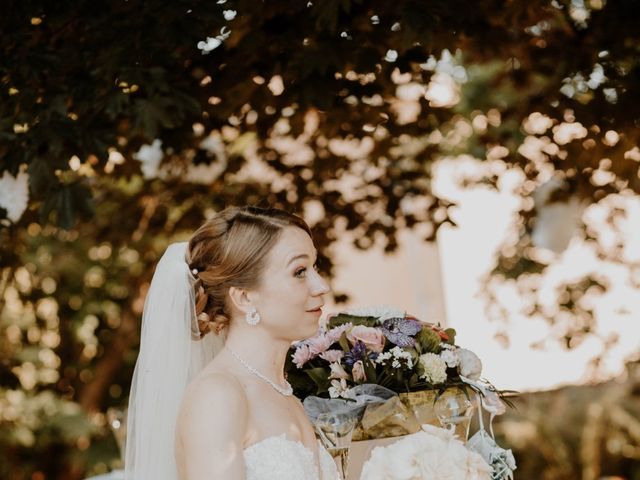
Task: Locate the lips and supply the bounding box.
[306,305,324,315]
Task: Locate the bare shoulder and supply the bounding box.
[179,369,248,423]
[176,370,249,478]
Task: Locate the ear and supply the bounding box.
[228,286,254,314]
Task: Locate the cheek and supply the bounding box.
[262,276,307,310]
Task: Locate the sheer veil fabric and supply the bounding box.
[125,242,224,480]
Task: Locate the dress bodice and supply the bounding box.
[243,435,340,480]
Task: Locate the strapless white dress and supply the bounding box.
[243,435,340,480]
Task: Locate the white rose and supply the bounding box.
[458,348,482,380]
[421,424,454,441]
[386,441,421,479]
[361,427,491,480]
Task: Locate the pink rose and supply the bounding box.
[352,360,367,383]
[320,349,345,363]
[347,325,385,353]
[292,343,313,369]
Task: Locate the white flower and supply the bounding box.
[198,27,231,54]
[352,360,366,383]
[133,139,163,179]
[197,36,222,53]
[328,362,349,380]
[0,166,29,222]
[223,9,237,20]
[418,353,447,384]
[361,425,491,480]
[328,379,354,399]
[439,347,459,368]
[481,390,506,416]
[458,348,482,380]
[343,305,405,322]
[504,449,517,470]
[376,346,414,369]
[384,49,398,62]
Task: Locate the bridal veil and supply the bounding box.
[125,242,223,479]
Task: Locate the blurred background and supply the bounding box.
[1,1,639,479]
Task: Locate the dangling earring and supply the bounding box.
[245,307,261,326]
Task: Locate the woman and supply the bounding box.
[125,206,339,480]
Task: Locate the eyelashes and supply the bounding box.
[294,263,319,278]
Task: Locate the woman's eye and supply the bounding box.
[294,267,307,278]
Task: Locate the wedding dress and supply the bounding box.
[243,435,340,480]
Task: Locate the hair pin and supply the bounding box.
[191,268,198,276]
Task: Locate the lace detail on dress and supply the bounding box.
[243,435,339,480]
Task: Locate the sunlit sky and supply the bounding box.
[325,158,640,392]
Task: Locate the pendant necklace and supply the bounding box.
[227,346,293,397]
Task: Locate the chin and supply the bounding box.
[298,319,321,340]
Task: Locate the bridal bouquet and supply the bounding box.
[286,306,487,400]
[287,306,517,480]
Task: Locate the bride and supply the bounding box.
[125,206,340,480]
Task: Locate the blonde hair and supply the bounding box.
[187,206,311,337]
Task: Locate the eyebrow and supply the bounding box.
[286,252,317,266]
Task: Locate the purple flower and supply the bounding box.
[381,317,422,347]
[344,341,367,366]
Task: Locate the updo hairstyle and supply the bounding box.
[187,206,311,337]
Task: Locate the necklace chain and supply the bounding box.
[227,347,293,397]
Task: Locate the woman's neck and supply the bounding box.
[223,327,290,383]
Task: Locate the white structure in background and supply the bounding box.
[532,177,585,254]
[329,230,448,327]
[404,231,448,325]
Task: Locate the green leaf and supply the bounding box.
[444,328,456,345]
[338,332,351,352]
[362,355,378,383]
[329,314,377,328]
[416,328,442,353]
[305,367,331,393]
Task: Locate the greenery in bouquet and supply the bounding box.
[285,306,492,401]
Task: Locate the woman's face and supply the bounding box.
[250,226,330,341]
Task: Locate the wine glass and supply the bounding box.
[314,412,358,479]
[434,390,474,441]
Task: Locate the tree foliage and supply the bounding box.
[1,0,640,477]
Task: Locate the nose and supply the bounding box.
[310,269,330,296]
